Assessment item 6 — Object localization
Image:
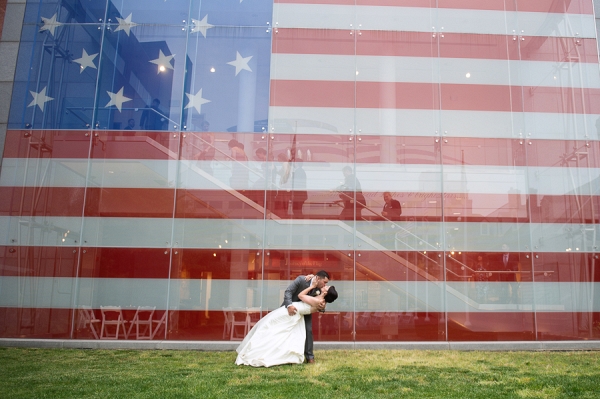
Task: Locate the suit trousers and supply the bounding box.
[304,313,313,360]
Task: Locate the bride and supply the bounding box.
[235,279,338,367]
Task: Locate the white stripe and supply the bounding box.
[3,159,599,196]
[1,277,599,312]
[269,107,600,140]
[0,158,89,188]
[272,54,600,88]
[1,216,598,253]
[273,4,596,38]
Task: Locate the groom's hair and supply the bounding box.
[324,286,338,303]
[315,270,330,279]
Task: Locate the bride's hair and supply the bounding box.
[324,286,338,303]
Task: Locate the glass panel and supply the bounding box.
[514,0,600,141]
[528,140,600,225]
[182,26,272,134]
[355,30,440,137]
[0,246,79,338]
[518,34,600,141]
[440,29,535,339]
[74,247,171,340]
[353,4,443,341]
[196,0,273,27]
[75,131,178,339]
[23,0,109,25]
[95,25,187,131]
[168,248,263,340]
[9,21,103,129]
[533,252,600,340]
[174,129,266,340]
[0,129,90,338]
[107,0,192,26]
[269,28,356,136]
[354,135,444,341]
[257,134,355,342]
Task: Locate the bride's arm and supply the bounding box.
[298,284,326,310]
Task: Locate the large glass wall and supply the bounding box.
[0,0,599,342]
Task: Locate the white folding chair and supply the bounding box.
[150,311,168,340]
[230,309,249,340]
[100,306,128,339]
[127,306,156,340]
[245,308,261,332]
[222,308,234,339]
[76,306,100,339]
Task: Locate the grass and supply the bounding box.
[1,348,599,398]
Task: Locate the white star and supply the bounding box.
[149,50,175,74]
[185,89,211,114]
[73,49,98,73]
[27,87,54,112]
[40,14,62,36]
[191,15,213,38]
[105,87,132,112]
[227,51,253,76]
[114,14,138,36]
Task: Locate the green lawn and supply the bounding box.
[1,348,599,398]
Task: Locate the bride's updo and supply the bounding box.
[324,286,338,303]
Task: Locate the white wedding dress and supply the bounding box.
[235,301,311,367]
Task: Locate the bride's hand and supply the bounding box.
[304,274,314,282]
[317,300,326,312]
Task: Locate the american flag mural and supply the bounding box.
[0,0,599,342]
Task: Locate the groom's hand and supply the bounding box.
[287,305,297,316]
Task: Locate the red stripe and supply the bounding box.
[529,194,600,224]
[509,0,594,14]
[89,132,180,160]
[274,29,599,63]
[275,0,594,14]
[0,186,85,217]
[528,252,600,282]
[446,251,600,282]
[446,251,531,282]
[356,250,443,281]
[0,246,80,277]
[519,36,598,63]
[271,80,600,113]
[447,312,536,340]
[6,132,597,166]
[535,312,600,340]
[526,140,600,167]
[0,308,73,339]
[79,247,172,279]
[1,308,596,341]
[2,130,91,159]
[85,187,176,218]
[175,189,266,219]
[2,130,183,160]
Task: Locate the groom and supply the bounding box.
[281,270,330,364]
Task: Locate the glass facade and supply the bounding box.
[0,0,599,342]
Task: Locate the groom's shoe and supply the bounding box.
[307,358,315,364]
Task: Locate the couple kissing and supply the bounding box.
[235,271,338,367]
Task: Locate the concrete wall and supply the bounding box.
[0,0,24,166]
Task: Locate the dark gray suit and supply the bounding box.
[281,275,315,361]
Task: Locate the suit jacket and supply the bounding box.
[383,199,402,220]
[281,276,315,307]
[495,253,518,282]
